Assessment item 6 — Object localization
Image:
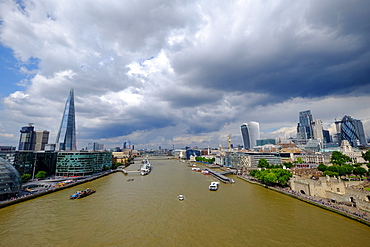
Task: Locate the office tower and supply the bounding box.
[312,119,323,140]
[18,123,35,150]
[241,121,260,150]
[33,131,49,151]
[335,115,366,147]
[322,130,331,144]
[55,89,77,151]
[297,110,313,140]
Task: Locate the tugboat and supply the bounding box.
[70,188,96,199]
[209,182,219,191]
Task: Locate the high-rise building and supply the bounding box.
[240,121,260,150]
[322,130,331,144]
[297,110,313,140]
[55,89,77,151]
[18,124,49,151]
[335,115,366,147]
[18,123,35,151]
[33,131,50,151]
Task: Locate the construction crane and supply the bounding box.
[225,123,231,150]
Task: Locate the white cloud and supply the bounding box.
[0,0,369,149]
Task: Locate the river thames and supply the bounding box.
[0,158,369,247]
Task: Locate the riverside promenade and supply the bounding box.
[238,175,370,226]
[0,170,117,209]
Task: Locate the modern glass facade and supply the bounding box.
[2,151,57,177]
[338,115,366,147]
[18,124,35,151]
[0,157,21,201]
[241,123,250,150]
[56,151,112,177]
[256,139,276,146]
[56,89,76,151]
[297,110,313,140]
[241,122,260,150]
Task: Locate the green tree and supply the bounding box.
[263,172,278,185]
[323,170,339,177]
[362,150,370,163]
[317,163,327,172]
[283,162,293,169]
[327,165,339,173]
[257,159,270,168]
[35,171,47,179]
[330,151,352,165]
[342,164,354,175]
[113,162,121,169]
[353,167,367,177]
[21,174,31,183]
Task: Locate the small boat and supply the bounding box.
[177,195,185,201]
[201,170,210,175]
[70,188,96,199]
[209,182,219,191]
[127,178,134,182]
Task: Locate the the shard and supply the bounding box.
[56,88,76,151]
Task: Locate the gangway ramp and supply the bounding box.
[205,168,235,183]
[116,167,141,175]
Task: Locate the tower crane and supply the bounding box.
[225,123,231,150]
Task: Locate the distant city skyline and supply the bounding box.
[0,0,369,149]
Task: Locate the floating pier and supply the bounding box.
[204,168,234,183]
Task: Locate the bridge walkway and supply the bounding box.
[205,168,235,183]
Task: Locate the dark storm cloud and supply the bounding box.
[1,0,369,148]
[172,0,370,102]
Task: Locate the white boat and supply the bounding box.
[140,158,152,176]
[177,195,185,200]
[209,182,219,191]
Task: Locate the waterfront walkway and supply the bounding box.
[0,170,116,209]
[238,175,370,226]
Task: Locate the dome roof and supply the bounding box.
[0,157,21,197]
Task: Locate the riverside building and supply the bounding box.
[55,151,112,177]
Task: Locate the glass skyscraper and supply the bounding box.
[56,89,76,151]
[241,121,260,150]
[18,123,35,151]
[336,115,366,147]
[297,110,313,140]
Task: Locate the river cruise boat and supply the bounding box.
[192,167,201,172]
[70,188,96,199]
[209,182,219,191]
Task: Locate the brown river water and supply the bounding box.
[0,158,369,247]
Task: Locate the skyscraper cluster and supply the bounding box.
[18,88,76,151]
[18,123,49,151]
[296,110,366,148]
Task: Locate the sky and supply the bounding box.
[0,0,369,150]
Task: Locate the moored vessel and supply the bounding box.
[140,158,152,176]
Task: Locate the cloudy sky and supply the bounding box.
[0,0,369,150]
